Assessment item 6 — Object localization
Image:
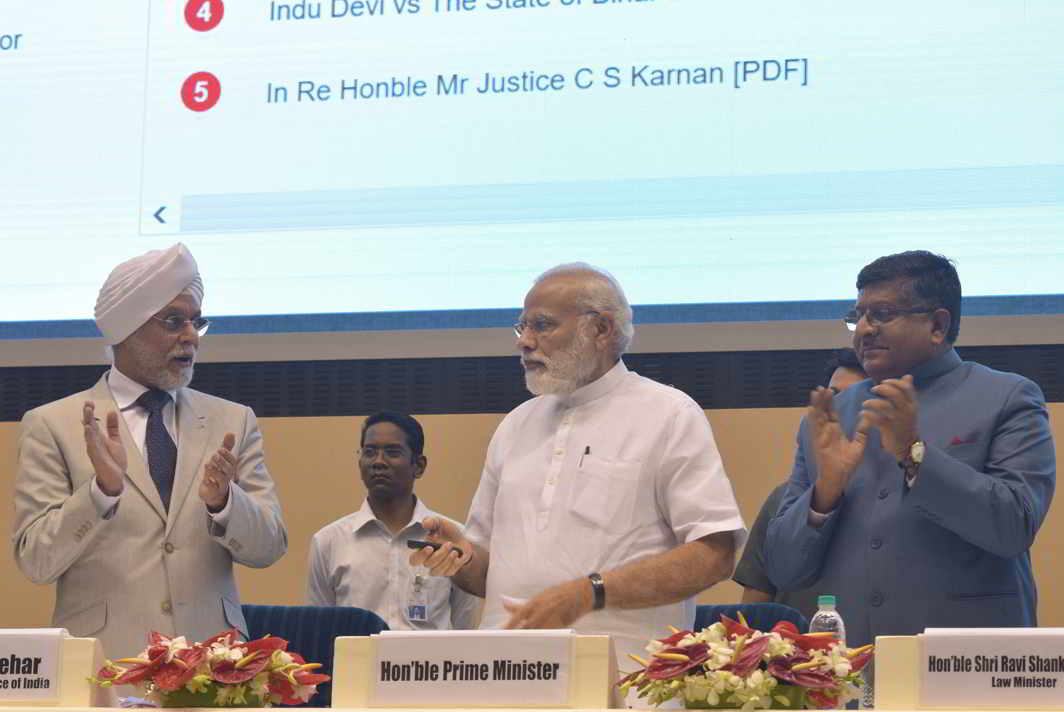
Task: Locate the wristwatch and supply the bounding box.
[909,440,926,466]
[588,573,606,610]
[899,440,925,484]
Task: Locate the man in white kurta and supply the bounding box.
[413,263,745,668]
[467,359,744,659]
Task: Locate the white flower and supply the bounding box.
[208,641,243,663]
[682,674,712,704]
[675,633,701,648]
[249,671,269,700]
[291,683,316,703]
[214,683,249,706]
[764,634,796,659]
[160,636,190,663]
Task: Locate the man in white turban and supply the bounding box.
[13,243,288,659]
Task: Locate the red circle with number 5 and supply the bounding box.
[185,0,224,32]
[181,72,221,111]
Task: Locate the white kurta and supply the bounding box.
[466,360,746,665]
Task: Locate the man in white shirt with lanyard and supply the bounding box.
[306,411,478,629]
[412,262,745,669]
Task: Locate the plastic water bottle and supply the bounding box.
[809,594,846,646]
[809,595,847,708]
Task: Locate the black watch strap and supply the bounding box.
[588,572,606,610]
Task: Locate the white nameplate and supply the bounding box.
[921,628,1064,707]
[372,630,572,707]
[0,629,67,700]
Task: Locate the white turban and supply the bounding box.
[94,243,204,345]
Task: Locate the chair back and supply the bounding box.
[694,602,809,634]
[242,604,388,707]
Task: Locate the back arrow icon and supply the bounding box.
[153,206,167,223]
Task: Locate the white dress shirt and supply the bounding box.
[465,360,745,665]
[306,497,479,630]
[89,367,232,523]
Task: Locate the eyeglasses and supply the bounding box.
[359,446,409,461]
[152,315,210,336]
[513,311,599,338]
[842,306,934,332]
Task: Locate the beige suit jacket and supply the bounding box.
[12,373,287,658]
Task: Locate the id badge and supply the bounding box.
[407,572,428,622]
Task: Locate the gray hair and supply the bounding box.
[534,262,634,357]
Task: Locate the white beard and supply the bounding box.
[524,326,600,396]
[124,335,196,391]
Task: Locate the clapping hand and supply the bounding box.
[862,375,920,462]
[199,432,237,512]
[83,401,125,496]
[808,386,870,512]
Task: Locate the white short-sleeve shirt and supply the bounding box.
[465,360,745,661]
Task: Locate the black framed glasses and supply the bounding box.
[513,310,599,338]
[152,315,210,336]
[359,446,409,461]
[842,306,934,332]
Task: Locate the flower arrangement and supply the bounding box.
[92,630,330,707]
[618,614,874,709]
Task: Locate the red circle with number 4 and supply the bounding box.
[181,72,221,111]
[185,0,224,32]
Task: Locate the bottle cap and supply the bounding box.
[817,594,836,606]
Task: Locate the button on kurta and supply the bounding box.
[164,542,175,553]
[161,600,173,613]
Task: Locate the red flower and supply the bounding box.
[211,650,272,684]
[246,636,289,655]
[720,634,772,677]
[850,648,874,673]
[95,664,121,683]
[112,651,167,685]
[268,676,304,705]
[644,643,710,680]
[770,621,838,651]
[295,670,330,686]
[719,614,755,638]
[807,688,841,708]
[94,630,339,707]
[766,655,836,689]
[656,630,695,647]
[770,621,799,636]
[153,646,208,691]
[201,629,241,648]
[267,666,331,705]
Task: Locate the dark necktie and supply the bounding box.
[136,389,177,511]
